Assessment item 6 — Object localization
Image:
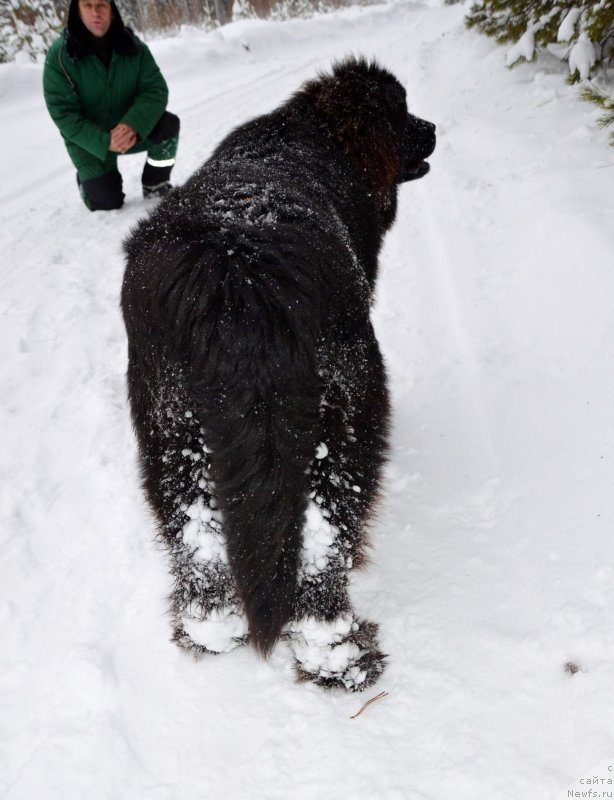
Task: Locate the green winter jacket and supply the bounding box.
[43,33,168,169]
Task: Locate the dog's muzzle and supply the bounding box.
[399,116,437,183]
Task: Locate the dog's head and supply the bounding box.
[297,57,436,195]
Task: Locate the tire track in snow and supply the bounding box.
[415,180,500,475]
[379,170,502,505]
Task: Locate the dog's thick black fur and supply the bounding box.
[121,57,436,691]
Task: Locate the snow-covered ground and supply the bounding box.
[2,1,614,797]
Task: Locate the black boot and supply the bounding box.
[142,162,173,199]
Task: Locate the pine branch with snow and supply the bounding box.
[580,84,614,144]
[466,1,614,81]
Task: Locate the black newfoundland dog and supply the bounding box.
[121,57,436,692]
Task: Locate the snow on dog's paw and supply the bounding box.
[175,605,248,656]
[288,614,386,692]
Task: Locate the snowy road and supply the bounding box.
[2,2,614,798]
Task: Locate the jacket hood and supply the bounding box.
[65,0,139,60]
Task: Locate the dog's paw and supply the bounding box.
[288,614,386,692]
[174,604,248,656]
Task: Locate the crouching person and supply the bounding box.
[43,0,180,211]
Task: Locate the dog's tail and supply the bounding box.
[185,247,321,656]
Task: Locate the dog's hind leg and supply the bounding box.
[287,350,389,691]
[288,497,387,692]
[129,366,248,656]
[168,483,249,657]
[288,488,387,691]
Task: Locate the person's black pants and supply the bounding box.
[78,111,180,211]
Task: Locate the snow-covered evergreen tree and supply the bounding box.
[0,0,61,62]
[466,1,613,79]
[466,1,614,145]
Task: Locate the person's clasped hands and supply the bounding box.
[109,122,137,153]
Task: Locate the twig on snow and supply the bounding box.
[350,690,389,719]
